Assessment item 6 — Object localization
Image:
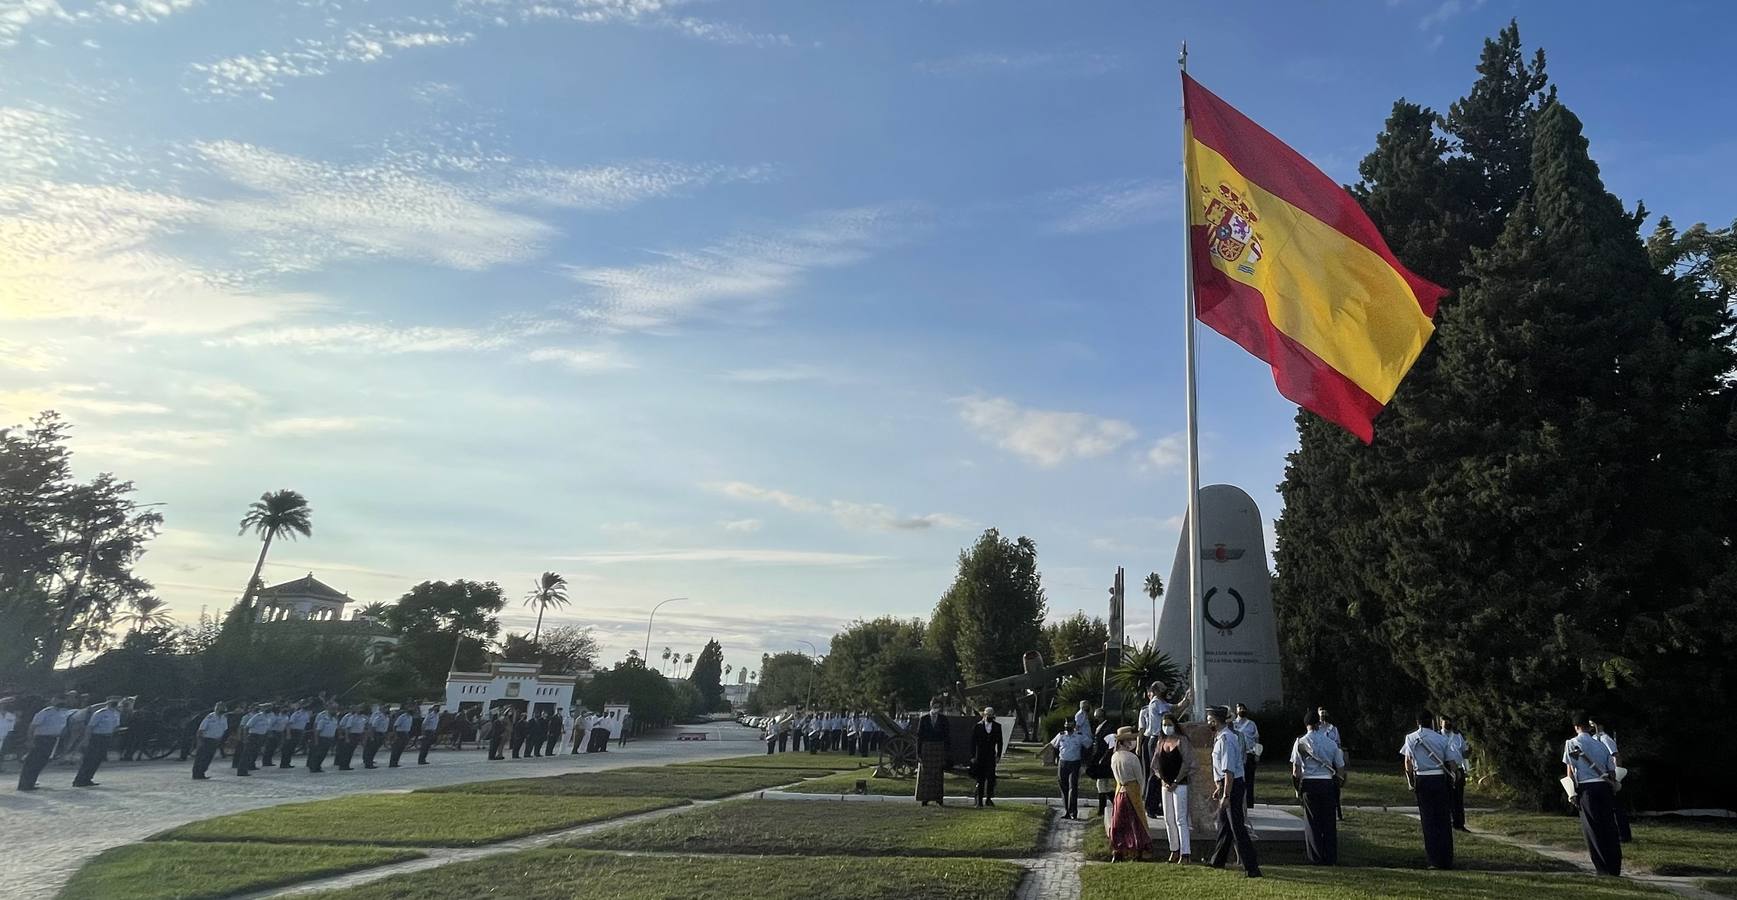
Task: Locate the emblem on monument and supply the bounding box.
[1201,182,1264,276]
[1202,543,1246,563]
[1202,586,1246,635]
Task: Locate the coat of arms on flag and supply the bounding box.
[1202,182,1262,274]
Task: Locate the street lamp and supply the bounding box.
[797,640,819,710]
[643,597,687,669]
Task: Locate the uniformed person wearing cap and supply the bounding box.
[191,702,228,780]
[363,705,389,768]
[418,704,441,765]
[73,697,122,788]
[1565,715,1623,876]
[1206,705,1261,877]
[308,702,339,773]
[1400,709,1462,869]
[388,703,415,767]
[1291,709,1345,864]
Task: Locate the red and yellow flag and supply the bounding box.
[1183,73,1446,443]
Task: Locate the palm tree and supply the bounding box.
[238,490,313,615]
[1144,572,1164,645]
[523,571,569,645]
[682,652,694,678]
[115,596,175,633]
[724,663,734,681]
[1111,642,1184,716]
[354,601,389,621]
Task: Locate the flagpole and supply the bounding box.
[1179,42,1208,723]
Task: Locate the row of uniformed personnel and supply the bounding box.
[192,699,443,778]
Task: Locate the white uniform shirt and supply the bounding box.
[423,710,441,733]
[32,705,71,737]
[289,709,311,732]
[1321,722,1341,744]
[1074,708,1090,734]
[246,712,274,735]
[393,711,415,733]
[1564,733,1615,784]
[1400,727,1461,775]
[1596,731,1619,760]
[88,707,122,735]
[338,713,362,735]
[1444,731,1469,767]
[1232,715,1260,754]
[316,711,339,738]
[1136,706,1151,736]
[1212,727,1244,781]
[369,711,389,733]
[1290,730,1345,780]
[1142,698,1173,737]
[198,712,228,740]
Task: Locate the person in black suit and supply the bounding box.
[509,711,528,759]
[526,713,546,757]
[970,706,1003,808]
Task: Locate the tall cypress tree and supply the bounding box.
[1382,102,1736,806]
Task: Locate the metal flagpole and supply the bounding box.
[1179,41,1208,723]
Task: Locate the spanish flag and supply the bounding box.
[1183,74,1446,443]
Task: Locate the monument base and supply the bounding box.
[1178,721,1305,844]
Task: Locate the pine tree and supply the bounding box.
[688,638,726,711]
[931,529,1047,690]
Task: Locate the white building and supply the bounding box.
[445,661,577,719]
[255,573,352,622]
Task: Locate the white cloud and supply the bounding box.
[494,161,769,211]
[0,384,171,420]
[1045,179,1175,234]
[196,141,556,272]
[0,338,63,371]
[956,395,1137,467]
[526,345,634,372]
[1146,433,1186,471]
[254,415,393,437]
[721,518,761,533]
[721,364,833,384]
[566,206,907,331]
[77,428,232,463]
[916,49,1120,77]
[461,0,791,47]
[186,381,264,407]
[0,0,200,50]
[704,480,965,532]
[555,548,886,566]
[212,319,567,355]
[189,26,474,99]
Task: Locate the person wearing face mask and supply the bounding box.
[970,706,1003,808]
[1087,707,1117,819]
[1154,714,1195,863]
[1049,720,1093,820]
[1207,706,1261,877]
[915,699,950,806]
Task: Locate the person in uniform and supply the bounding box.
[238,703,272,776]
[308,703,338,773]
[1318,707,1345,821]
[1401,709,1461,869]
[970,706,1003,808]
[0,697,16,775]
[363,705,389,768]
[1232,702,1260,810]
[258,705,283,770]
[1154,713,1195,863]
[191,701,228,780]
[335,706,361,770]
[1206,706,1261,877]
[509,711,528,759]
[282,701,312,768]
[1074,700,1091,737]
[388,703,415,767]
[1049,720,1093,820]
[526,712,546,758]
[1107,726,1153,860]
[1291,709,1345,865]
[418,704,441,765]
[1589,716,1632,843]
[1439,715,1470,832]
[17,694,73,791]
[486,713,505,760]
[914,699,949,806]
[73,697,121,788]
[544,711,562,757]
[1565,715,1623,876]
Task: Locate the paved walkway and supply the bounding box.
[1014,814,1084,900]
[0,732,758,900]
[1465,824,1727,900]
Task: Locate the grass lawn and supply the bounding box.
[155,793,684,847]
[1471,812,1737,876]
[298,848,1024,900]
[1700,878,1737,898]
[59,841,421,900]
[422,766,809,800]
[571,798,1049,858]
[1250,762,1502,808]
[1081,810,1572,871]
[1079,861,1671,899]
[786,767,1059,798]
[687,750,872,772]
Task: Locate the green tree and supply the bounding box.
[581,659,678,728]
[755,651,817,710]
[1041,612,1108,664]
[819,617,941,712]
[237,490,312,616]
[383,580,505,690]
[1110,643,1182,716]
[1384,101,1737,806]
[522,571,568,645]
[352,601,389,621]
[930,528,1047,690]
[688,638,726,711]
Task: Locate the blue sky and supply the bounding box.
[4,0,1733,674]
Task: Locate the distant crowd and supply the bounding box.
[759,710,886,756]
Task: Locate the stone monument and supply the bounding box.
[1155,483,1283,712]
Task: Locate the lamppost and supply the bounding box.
[643,597,687,669]
[797,640,819,710]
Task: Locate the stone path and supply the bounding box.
[0,733,758,900]
[1012,813,1084,900]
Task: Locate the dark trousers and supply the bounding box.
[279,732,302,767]
[1415,773,1455,869]
[336,737,356,769]
[1300,779,1339,864]
[589,728,609,752]
[1059,759,1082,817]
[1449,772,1467,829]
[766,736,776,755]
[308,736,331,772]
[18,736,58,789]
[388,733,407,766]
[545,733,560,755]
[527,733,542,757]
[777,732,789,752]
[488,733,504,759]
[1614,793,1633,842]
[510,734,524,758]
[1210,779,1261,875]
[74,734,111,785]
[192,737,218,778]
[418,733,435,764]
[1577,780,1623,876]
[237,735,261,774]
[973,766,997,805]
[1244,754,1260,808]
[261,734,280,769]
[363,735,383,767]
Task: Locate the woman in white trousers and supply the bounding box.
[1153,714,1195,863]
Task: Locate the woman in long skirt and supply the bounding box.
[1108,726,1154,861]
[915,702,950,806]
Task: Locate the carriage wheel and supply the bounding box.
[141,734,178,761]
[885,734,918,778]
